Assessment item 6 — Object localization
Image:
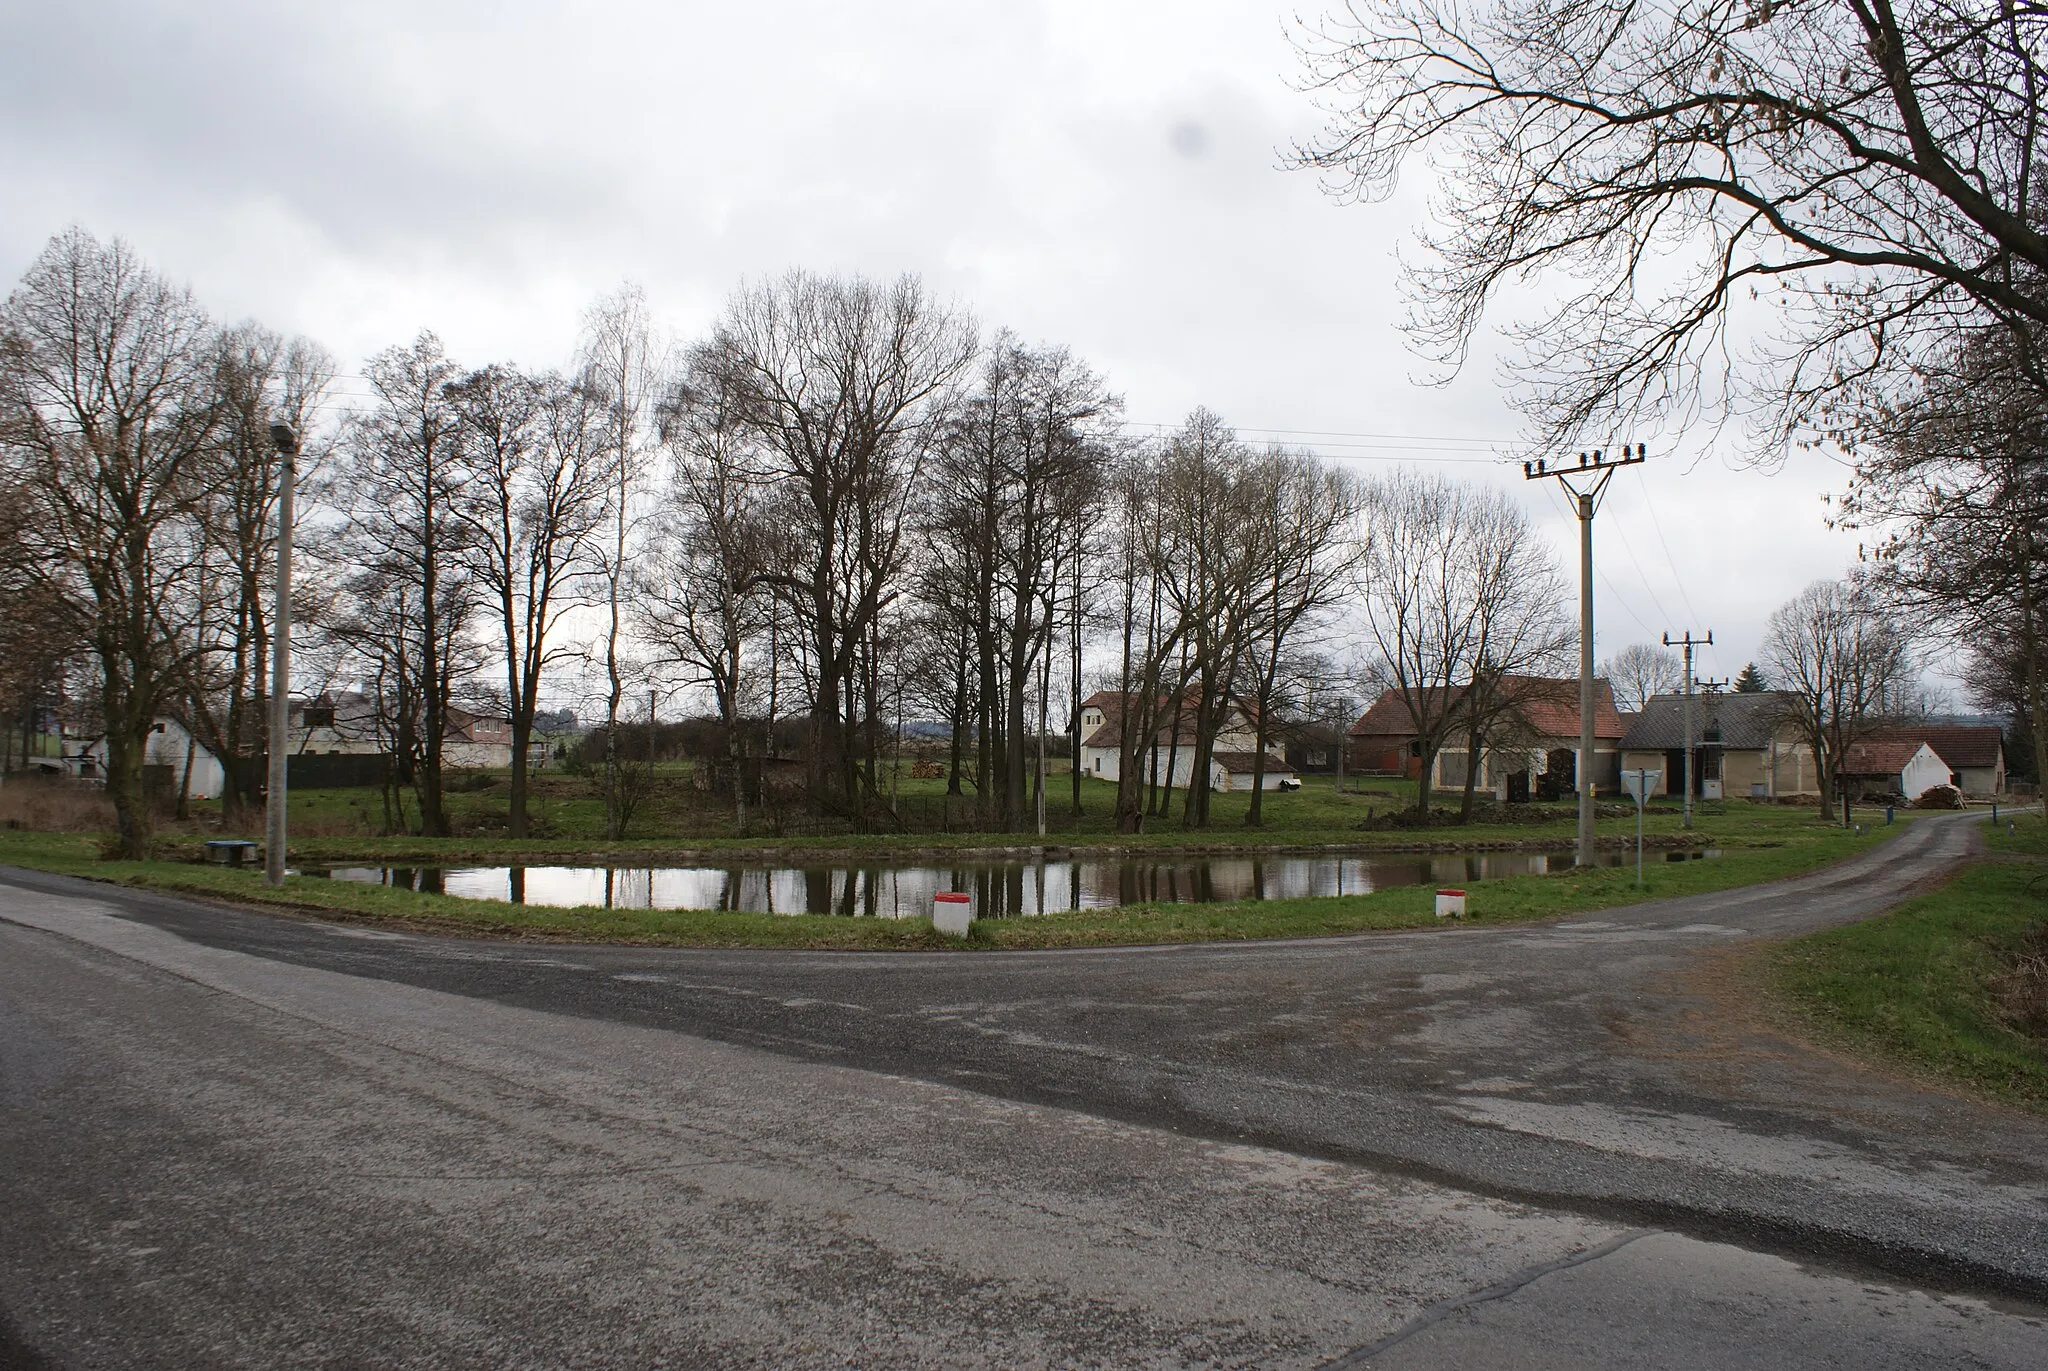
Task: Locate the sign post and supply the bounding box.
[1620,768,1662,887]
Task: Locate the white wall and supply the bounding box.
[1082,745,1201,789]
[86,719,224,800]
[1900,745,1951,800]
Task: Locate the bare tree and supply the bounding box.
[687,271,976,824]
[0,230,222,856]
[1601,642,1683,713]
[1293,0,2048,448]
[449,364,614,839]
[1843,325,2048,816]
[1761,575,1914,819]
[182,323,332,818]
[579,284,657,841]
[325,333,474,835]
[1352,471,1550,815]
[641,362,771,828]
[1446,502,1573,819]
[1241,449,1361,825]
[1103,446,1187,833]
[922,335,1115,830]
[0,476,85,775]
[1153,411,1268,829]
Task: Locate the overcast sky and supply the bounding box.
[0,0,1874,689]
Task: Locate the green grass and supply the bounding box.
[1769,813,2048,1111]
[0,813,1901,952]
[180,770,1869,864]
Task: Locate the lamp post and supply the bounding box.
[265,422,298,887]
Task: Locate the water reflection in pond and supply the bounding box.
[315,847,1717,918]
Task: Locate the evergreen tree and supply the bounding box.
[1733,663,1767,693]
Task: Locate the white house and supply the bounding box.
[82,717,225,800]
[1870,725,2006,797]
[290,692,516,770]
[1076,691,1296,791]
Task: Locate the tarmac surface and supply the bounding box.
[2,811,2045,1367]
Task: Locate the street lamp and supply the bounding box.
[265,421,297,887]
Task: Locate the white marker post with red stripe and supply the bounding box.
[932,891,972,938]
[1435,888,1466,919]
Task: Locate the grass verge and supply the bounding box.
[1767,814,2048,1112]
[158,784,1864,864]
[1,819,1900,952]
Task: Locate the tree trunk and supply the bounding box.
[104,716,150,860]
[946,638,968,797]
[1245,716,1269,827]
[1458,717,1484,822]
[2019,540,2048,824]
[508,715,531,840]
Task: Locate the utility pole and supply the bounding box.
[1525,444,1647,867]
[1661,630,1713,830]
[264,423,298,888]
[1333,695,1348,794]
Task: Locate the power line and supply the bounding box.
[1640,482,1704,630]
[290,395,1534,465]
[1602,512,1679,630]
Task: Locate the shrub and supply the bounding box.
[0,777,115,832]
[1996,921,2048,1041]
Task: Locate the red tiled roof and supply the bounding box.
[1348,677,1626,741]
[1869,726,2002,769]
[1840,739,1938,776]
[1079,690,1259,751]
[1350,687,1454,737]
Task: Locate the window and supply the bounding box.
[303,706,335,728]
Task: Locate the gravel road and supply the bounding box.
[2,812,2043,1367]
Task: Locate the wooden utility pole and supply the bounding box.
[1662,630,1713,829]
[1524,445,1647,867]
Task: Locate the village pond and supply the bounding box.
[313,847,1719,918]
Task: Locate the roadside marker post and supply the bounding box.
[1621,769,1661,887]
[932,891,972,938]
[1434,889,1465,919]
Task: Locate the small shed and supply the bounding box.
[1838,739,1951,802]
[1208,751,1297,792]
[83,718,224,800]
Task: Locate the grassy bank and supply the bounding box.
[157,777,1868,865]
[170,767,1888,855]
[1768,813,2047,1111]
[0,815,1900,951]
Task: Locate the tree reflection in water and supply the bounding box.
[315,849,1713,918]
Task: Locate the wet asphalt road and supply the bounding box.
[2,812,2046,1366]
